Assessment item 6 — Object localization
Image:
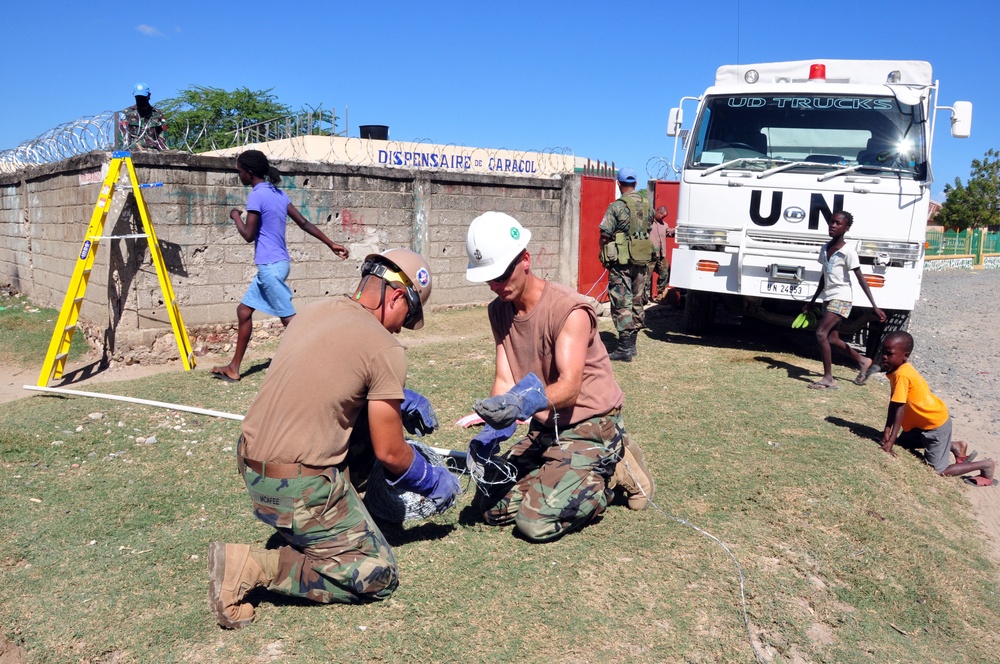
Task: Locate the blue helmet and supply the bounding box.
[133,82,151,97]
[617,167,638,184]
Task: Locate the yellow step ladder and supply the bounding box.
[37,151,195,386]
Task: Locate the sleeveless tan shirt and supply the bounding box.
[487,281,623,428]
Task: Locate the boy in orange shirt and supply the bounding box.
[879,331,996,486]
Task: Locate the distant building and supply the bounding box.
[927,200,942,229]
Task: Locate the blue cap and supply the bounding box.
[617,167,638,184]
[133,82,151,97]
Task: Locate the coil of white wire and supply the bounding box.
[364,441,451,523]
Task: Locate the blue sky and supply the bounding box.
[4,1,994,200]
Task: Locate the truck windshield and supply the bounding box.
[688,94,926,179]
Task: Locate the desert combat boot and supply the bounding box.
[610,437,655,510]
[208,542,278,629]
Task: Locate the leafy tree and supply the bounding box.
[158,86,339,153]
[936,149,1000,230]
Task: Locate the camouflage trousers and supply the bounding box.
[480,409,626,542]
[608,264,647,334]
[645,255,670,302]
[241,458,398,604]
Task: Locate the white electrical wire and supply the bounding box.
[22,384,464,471]
[618,459,767,664]
[23,384,244,420]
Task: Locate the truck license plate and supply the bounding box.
[761,281,809,296]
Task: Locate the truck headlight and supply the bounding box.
[857,241,922,262]
[676,227,732,251]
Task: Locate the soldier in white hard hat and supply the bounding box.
[207,248,459,629]
[464,212,656,542]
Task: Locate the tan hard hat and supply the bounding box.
[362,248,432,330]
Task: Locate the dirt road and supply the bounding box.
[904,268,1000,561]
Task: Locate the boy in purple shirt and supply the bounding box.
[211,150,349,382]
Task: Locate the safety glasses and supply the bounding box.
[488,250,525,285]
[361,258,422,328]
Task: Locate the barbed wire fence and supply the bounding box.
[0,108,338,174]
[0,109,669,181]
[646,156,680,181]
[171,106,340,154]
[0,111,118,174]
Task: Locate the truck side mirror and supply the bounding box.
[667,108,683,137]
[950,101,972,138]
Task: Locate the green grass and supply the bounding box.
[2,303,999,662]
[0,290,88,368]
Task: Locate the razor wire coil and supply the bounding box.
[0,111,635,181]
[0,111,118,174]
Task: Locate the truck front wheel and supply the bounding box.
[864,309,911,372]
[683,291,715,334]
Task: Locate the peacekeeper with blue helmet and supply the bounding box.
[599,167,654,361]
[120,82,168,150]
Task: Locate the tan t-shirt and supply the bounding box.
[240,297,407,467]
[650,220,670,258]
[488,281,624,427]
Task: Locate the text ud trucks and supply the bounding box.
[665,59,972,357]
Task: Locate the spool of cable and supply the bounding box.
[364,441,452,523]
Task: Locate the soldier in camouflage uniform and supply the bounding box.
[120,82,168,150]
[207,249,458,629]
[463,212,657,543]
[599,167,654,361]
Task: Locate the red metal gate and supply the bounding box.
[577,175,618,301]
[577,177,680,302]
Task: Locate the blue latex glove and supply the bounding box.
[468,422,517,465]
[401,388,439,437]
[473,372,548,429]
[387,444,460,513]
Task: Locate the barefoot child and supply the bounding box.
[879,331,996,486]
[804,211,886,389]
[211,150,349,383]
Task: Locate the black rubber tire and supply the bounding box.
[683,291,714,334]
[865,309,910,372]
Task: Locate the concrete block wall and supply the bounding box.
[0,150,581,361]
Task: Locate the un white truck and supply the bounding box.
[666,59,971,355]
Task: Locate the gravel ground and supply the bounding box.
[907,269,1000,439]
[902,268,1000,560]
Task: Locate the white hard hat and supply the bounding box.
[465,212,532,282]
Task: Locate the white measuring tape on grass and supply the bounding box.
[22,384,465,463]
